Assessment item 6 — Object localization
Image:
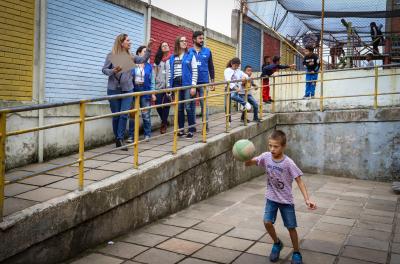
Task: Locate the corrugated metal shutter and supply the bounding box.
[150,18,193,64]
[242,23,261,71]
[45,0,144,102]
[280,42,295,65]
[295,54,303,71]
[263,32,280,60]
[206,38,236,107]
[0,0,35,101]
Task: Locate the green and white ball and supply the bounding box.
[232,139,256,161]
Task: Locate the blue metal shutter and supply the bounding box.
[241,23,261,71]
[45,0,145,102]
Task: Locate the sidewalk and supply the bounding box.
[67,174,399,264]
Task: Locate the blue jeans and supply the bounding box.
[305,71,318,97]
[231,93,259,120]
[128,90,152,138]
[174,78,195,133]
[264,199,297,228]
[230,92,247,107]
[190,83,209,123]
[107,89,133,140]
[156,92,171,125]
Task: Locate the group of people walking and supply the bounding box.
[103,31,215,149]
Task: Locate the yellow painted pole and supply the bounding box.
[272,76,276,113]
[0,113,6,219]
[133,95,140,168]
[172,90,179,154]
[225,82,231,133]
[319,0,325,112]
[244,80,249,126]
[78,102,86,191]
[202,85,207,143]
[374,66,379,109]
[259,77,264,120]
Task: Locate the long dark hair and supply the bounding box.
[155,41,168,65]
[136,45,147,56]
[226,57,241,68]
[174,36,188,56]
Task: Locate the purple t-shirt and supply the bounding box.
[255,152,303,204]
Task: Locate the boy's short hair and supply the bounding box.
[305,45,314,53]
[272,56,281,63]
[244,65,252,71]
[269,130,287,146]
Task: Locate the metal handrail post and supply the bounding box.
[0,113,6,219]
[225,82,231,133]
[172,90,179,154]
[133,95,140,168]
[244,80,249,126]
[78,102,86,191]
[272,76,276,113]
[202,85,207,143]
[259,77,264,120]
[374,66,379,109]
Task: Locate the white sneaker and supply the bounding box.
[144,136,150,142]
[245,102,251,111]
[126,137,133,143]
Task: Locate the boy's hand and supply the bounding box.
[305,199,317,210]
[245,159,257,166]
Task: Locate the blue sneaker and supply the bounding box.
[269,240,283,262]
[291,251,303,264]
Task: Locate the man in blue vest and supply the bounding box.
[189,31,215,132]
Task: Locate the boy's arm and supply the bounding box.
[245,158,257,166]
[295,176,317,209]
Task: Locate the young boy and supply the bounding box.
[245,130,316,264]
[241,65,260,122]
[261,56,295,103]
[366,53,375,68]
[303,46,320,99]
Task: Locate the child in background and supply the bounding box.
[245,130,316,264]
[242,65,260,122]
[366,53,375,68]
[303,46,320,99]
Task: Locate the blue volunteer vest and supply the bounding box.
[169,52,195,87]
[189,47,211,83]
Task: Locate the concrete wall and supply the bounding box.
[268,68,400,112]
[0,116,274,264]
[277,108,400,181]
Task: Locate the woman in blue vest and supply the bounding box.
[102,34,153,149]
[127,46,156,142]
[169,36,198,138]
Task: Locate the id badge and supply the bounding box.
[197,61,202,66]
[162,70,166,74]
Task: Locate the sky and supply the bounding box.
[145,0,237,37]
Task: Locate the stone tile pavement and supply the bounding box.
[4,113,245,216]
[66,174,400,264]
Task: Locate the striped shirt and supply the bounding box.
[255,152,303,204]
[173,54,198,86]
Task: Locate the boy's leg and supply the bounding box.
[280,203,303,263]
[264,200,283,262]
[311,73,318,97]
[288,228,300,252]
[264,221,279,243]
[247,95,259,120]
[305,73,311,97]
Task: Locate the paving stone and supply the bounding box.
[351,227,391,241]
[341,246,387,264]
[362,209,395,218]
[390,254,400,264]
[97,162,135,172]
[156,238,204,255]
[19,174,65,186]
[121,261,142,264]
[357,221,393,233]
[232,253,269,264]
[193,221,235,234]
[393,233,400,243]
[70,253,123,264]
[177,229,219,244]
[320,215,356,227]
[46,166,82,177]
[211,236,254,251]
[118,155,153,165]
[247,242,292,259]
[360,213,394,224]
[5,183,38,197]
[392,243,400,254]
[301,239,343,255]
[179,258,216,264]
[226,227,265,241]
[314,222,352,235]
[142,223,185,237]
[121,232,168,247]
[346,235,389,251]
[20,162,59,173]
[15,187,69,202]
[4,197,37,216]
[90,153,127,162]
[140,149,169,158]
[47,155,78,165]
[78,169,117,181]
[192,246,241,263]
[97,241,147,259]
[5,169,32,182]
[72,160,110,169]
[134,248,184,264]
[300,250,336,264]
[47,178,96,191]
[161,216,202,228]
[337,257,378,264]
[326,209,361,219]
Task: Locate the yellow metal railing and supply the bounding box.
[0,64,399,219]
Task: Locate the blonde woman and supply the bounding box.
[102,34,154,149]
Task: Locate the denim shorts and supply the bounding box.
[264,199,297,228]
